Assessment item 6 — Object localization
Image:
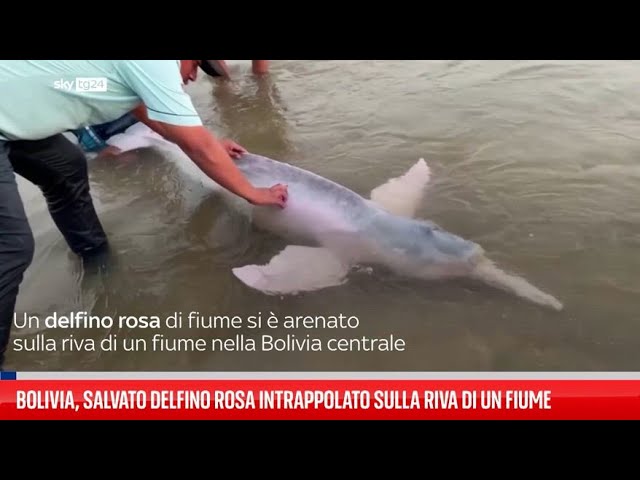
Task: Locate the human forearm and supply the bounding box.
[131,104,172,140]
[130,104,287,208]
[179,130,256,200]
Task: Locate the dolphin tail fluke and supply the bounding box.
[470,257,563,311]
[232,245,350,295]
[105,123,175,153]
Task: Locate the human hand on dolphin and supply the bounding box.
[249,183,289,208]
[219,139,287,207]
[221,139,247,158]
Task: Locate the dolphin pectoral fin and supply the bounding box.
[369,157,432,217]
[232,245,350,295]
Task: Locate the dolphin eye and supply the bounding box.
[418,222,440,236]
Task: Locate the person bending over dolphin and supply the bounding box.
[71,61,269,158]
[0,60,289,369]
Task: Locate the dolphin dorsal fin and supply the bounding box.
[369,157,432,218]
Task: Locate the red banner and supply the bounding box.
[1,379,640,419]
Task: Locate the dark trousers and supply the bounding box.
[0,134,108,369]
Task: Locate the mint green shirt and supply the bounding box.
[0,60,202,141]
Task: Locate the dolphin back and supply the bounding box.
[235,152,377,221]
